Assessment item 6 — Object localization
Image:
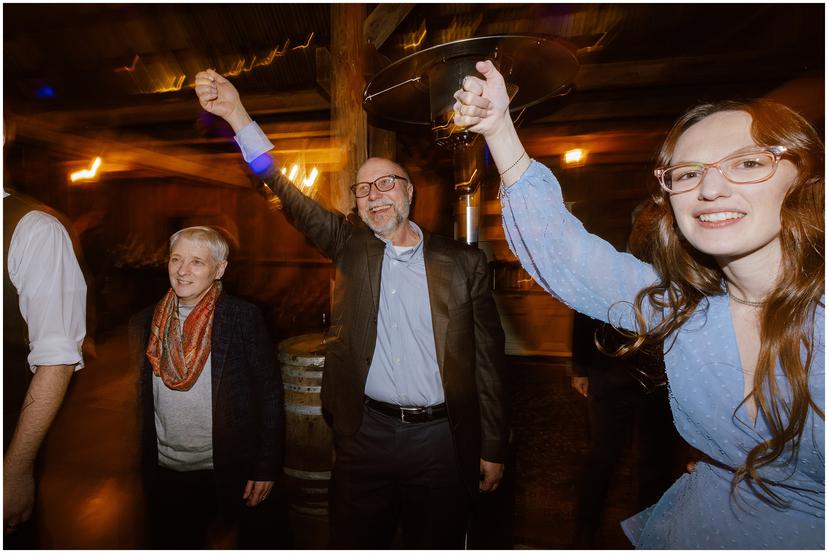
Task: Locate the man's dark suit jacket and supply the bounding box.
[132,292,283,509]
[262,168,509,495]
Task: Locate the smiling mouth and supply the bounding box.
[369,205,392,214]
[697,211,745,223]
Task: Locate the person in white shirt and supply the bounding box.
[3,191,86,543]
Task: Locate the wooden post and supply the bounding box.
[368,126,396,160]
[330,3,367,216]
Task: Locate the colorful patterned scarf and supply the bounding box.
[146,281,222,391]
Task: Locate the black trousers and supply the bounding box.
[148,467,240,549]
[330,405,470,549]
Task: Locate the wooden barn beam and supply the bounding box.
[330,4,368,214]
[364,4,414,48]
[28,90,331,129]
[11,114,252,188]
[575,50,819,91]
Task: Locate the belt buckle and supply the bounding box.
[399,406,424,423]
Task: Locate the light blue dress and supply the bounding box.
[502,161,825,549]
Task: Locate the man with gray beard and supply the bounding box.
[194,69,509,549]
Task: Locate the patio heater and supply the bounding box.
[363,35,579,245]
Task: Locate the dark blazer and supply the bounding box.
[132,292,283,508]
[262,168,509,494]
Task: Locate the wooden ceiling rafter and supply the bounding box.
[11,114,252,189]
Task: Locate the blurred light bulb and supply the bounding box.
[563,148,587,167]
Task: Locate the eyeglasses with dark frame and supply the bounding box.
[350,174,407,198]
[654,145,788,194]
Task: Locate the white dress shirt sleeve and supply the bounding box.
[7,210,87,372]
[234,121,275,162]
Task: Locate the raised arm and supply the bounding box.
[193,69,351,260]
[452,60,530,188]
[453,61,658,327]
[194,68,252,133]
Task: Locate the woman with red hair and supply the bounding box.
[454,61,824,548]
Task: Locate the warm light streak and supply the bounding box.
[432,111,455,132]
[292,32,314,50]
[114,54,141,73]
[302,168,319,188]
[403,27,427,50]
[288,164,299,182]
[563,148,587,167]
[435,112,467,139]
[224,58,246,78]
[281,163,319,195]
[225,33,312,78]
[454,169,478,190]
[137,32,314,95]
[261,41,290,64]
[152,74,186,93]
[70,157,102,182]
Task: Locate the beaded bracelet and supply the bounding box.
[498,150,528,198]
[499,150,527,177]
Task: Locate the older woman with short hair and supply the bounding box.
[133,225,283,548]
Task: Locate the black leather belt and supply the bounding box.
[365,397,448,423]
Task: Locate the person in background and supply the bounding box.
[132,226,283,548]
[455,60,824,548]
[570,312,682,548]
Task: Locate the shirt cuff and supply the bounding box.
[28,337,84,372]
[234,121,275,163]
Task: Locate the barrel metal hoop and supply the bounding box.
[301,487,329,494]
[283,383,323,393]
[284,467,332,480]
[278,354,325,367]
[282,368,324,379]
[285,404,323,415]
[291,505,329,516]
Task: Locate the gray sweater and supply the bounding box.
[152,304,213,471]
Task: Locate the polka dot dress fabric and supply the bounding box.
[501,161,825,549]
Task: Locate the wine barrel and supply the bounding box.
[278,333,333,548]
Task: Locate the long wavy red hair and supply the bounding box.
[622,100,824,505]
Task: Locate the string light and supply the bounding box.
[152,74,186,93]
[563,148,587,167]
[119,32,315,94]
[70,157,102,182]
[287,164,299,182]
[114,54,141,73]
[281,163,319,195]
[403,25,427,50]
[302,168,319,188]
